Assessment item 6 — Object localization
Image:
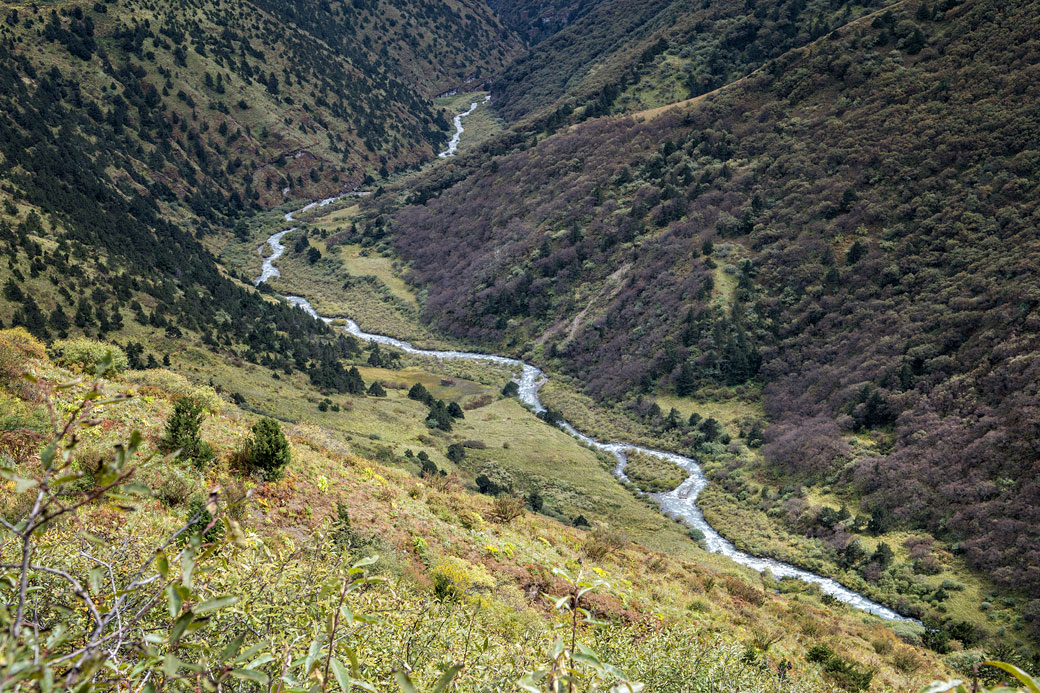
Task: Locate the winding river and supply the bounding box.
[438,95,491,158]
[253,119,914,624]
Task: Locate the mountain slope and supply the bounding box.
[381,0,1040,614]
[485,0,606,44]
[489,0,897,123]
[0,331,954,690]
[0,0,523,402]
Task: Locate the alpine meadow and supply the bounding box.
[0,0,1038,691]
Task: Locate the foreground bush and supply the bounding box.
[48,338,128,374]
[245,417,291,480]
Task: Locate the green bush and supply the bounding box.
[49,338,129,374]
[446,442,465,463]
[245,417,291,480]
[155,469,197,507]
[181,497,224,544]
[159,398,214,469]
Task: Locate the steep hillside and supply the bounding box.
[0,0,522,413]
[489,0,896,123]
[0,330,957,691]
[378,0,1040,623]
[485,0,604,44]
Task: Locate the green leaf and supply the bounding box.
[221,633,245,660]
[518,671,547,693]
[40,442,58,470]
[233,641,269,665]
[169,610,194,645]
[432,665,463,693]
[351,555,380,570]
[394,671,418,693]
[156,551,169,580]
[166,584,182,617]
[344,646,361,677]
[14,476,38,493]
[80,531,108,546]
[230,669,270,684]
[329,658,351,692]
[163,654,182,676]
[181,547,196,589]
[244,654,274,670]
[88,566,106,594]
[194,595,239,615]
[983,662,1040,693]
[304,636,323,675]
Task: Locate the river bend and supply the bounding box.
[254,191,912,624]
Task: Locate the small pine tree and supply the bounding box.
[447,401,464,419]
[246,417,291,480]
[408,382,433,405]
[367,381,386,397]
[159,398,213,469]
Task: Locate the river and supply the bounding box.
[252,114,914,624]
[438,95,491,158]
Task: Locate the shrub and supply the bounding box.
[122,369,223,412]
[429,556,494,601]
[583,525,628,560]
[822,655,873,692]
[490,495,525,523]
[891,621,925,647]
[367,381,386,396]
[159,398,214,469]
[181,496,223,543]
[245,417,291,480]
[501,381,519,397]
[49,338,128,374]
[0,327,46,386]
[155,469,196,507]
[724,576,765,606]
[446,442,465,463]
[891,647,922,673]
[463,394,493,410]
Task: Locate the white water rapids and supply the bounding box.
[252,112,915,623]
[438,95,491,158]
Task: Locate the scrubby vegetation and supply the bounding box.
[378,0,1040,628]
[0,330,961,690]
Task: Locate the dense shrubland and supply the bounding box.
[381,0,1040,616]
[490,0,896,124]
